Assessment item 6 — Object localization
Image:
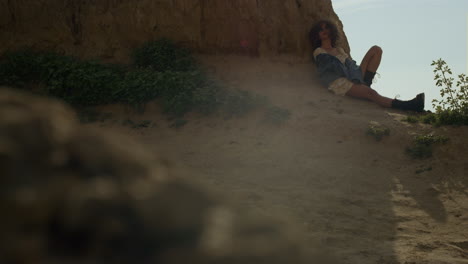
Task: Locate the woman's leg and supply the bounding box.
[360,45,383,76]
[345,84,393,108]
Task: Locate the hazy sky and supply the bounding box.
[332,0,467,111]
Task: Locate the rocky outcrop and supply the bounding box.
[0,0,348,61]
[0,88,337,263]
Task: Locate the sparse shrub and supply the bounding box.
[46,60,123,106]
[0,50,124,106]
[366,121,390,141]
[116,69,163,109]
[0,49,44,86]
[433,109,468,126]
[413,134,449,145]
[406,133,449,159]
[0,40,268,117]
[431,59,468,126]
[403,115,419,124]
[420,113,437,124]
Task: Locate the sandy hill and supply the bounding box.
[1,1,467,262]
[90,55,468,263]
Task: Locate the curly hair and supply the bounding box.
[309,20,340,52]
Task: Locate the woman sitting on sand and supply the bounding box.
[309,20,424,112]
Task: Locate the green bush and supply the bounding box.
[403,111,468,126]
[132,38,196,71]
[0,50,124,106]
[116,68,223,115]
[46,60,123,106]
[366,121,390,141]
[431,59,468,126]
[403,115,419,124]
[432,109,468,126]
[420,113,437,124]
[0,49,44,86]
[116,69,163,109]
[0,40,266,117]
[406,133,449,159]
[413,134,449,145]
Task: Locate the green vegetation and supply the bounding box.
[366,121,390,141]
[403,115,419,124]
[0,39,269,118]
[0,51,124,106]
[404,60,468,126]
[406,134,449,159]
[402,112,438,125]
[413,134,449,145]
[429,59,468,126]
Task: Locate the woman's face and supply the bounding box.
[318,23,330,41]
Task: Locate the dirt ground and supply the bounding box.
[91,55,468,263]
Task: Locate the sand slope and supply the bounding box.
[94,56,468,263]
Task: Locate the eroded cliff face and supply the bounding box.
[0,0,348,61]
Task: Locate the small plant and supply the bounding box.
[420,113,437,124]
[431,59,468,126]
[116,69,163,110]
[414,134,449,145]
[403,115,419,124]
[406,134,449,159]
[366,121,390,141]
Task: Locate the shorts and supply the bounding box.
[328,77,354,96]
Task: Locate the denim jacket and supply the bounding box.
[315,53,364,87]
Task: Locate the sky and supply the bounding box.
[332,0,468,111]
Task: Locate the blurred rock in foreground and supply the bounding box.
[0,88,336,263]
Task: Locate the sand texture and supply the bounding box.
[93,55,468,263]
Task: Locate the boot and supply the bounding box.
[391,93,425,112]
[363,71,376,87]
